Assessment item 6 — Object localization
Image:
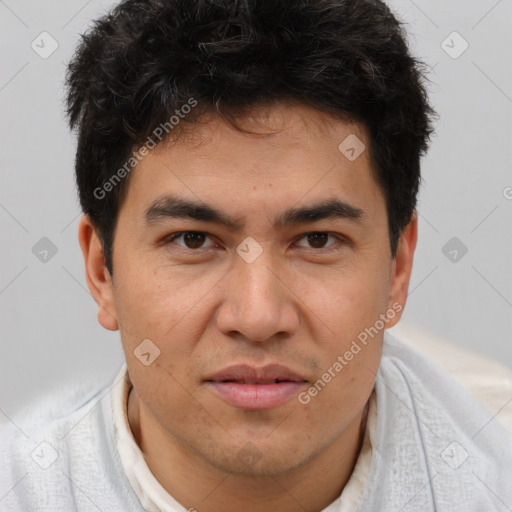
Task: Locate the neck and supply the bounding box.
[127,387,369,512]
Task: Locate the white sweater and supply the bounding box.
[1,332,511,511]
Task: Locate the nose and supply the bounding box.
[215,250,299,343]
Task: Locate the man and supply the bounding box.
[1,0,511,510]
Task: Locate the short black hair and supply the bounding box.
[65,0,437,276]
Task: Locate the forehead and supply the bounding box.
[156,102,370,166]
[120,103,384,222]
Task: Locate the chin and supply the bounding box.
[197,438,318,478]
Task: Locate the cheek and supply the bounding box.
[295,262,387,406]
[297,264,390,337]
[301,335,381,427]
[128,360,206,439]
[113,269,208,401]
[113,258,207,336]
[294,359,378,451]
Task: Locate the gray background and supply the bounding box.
[1,0,511,416]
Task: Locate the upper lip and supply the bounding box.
[205,364,308,384]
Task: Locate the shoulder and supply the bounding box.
[0,366,142,511]
[362,330,512,511]
[380,329,512,449]
[387,323,512,435]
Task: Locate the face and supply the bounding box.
[80,102,416,478]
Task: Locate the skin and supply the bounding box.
[79,102,417,512]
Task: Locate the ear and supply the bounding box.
[385,212,418,328]
[78,215,119,331]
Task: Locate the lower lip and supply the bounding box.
[206,381,307,410]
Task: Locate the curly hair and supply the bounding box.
[65,0,437,276]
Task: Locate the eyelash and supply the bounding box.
[162,231,346,254]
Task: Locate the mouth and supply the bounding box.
[204,364,309,410]
[217,378,302,384]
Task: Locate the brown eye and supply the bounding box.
[295,232,341,250]
[305,233,329,249]
[166,231,215,250]
[182,232,206,249]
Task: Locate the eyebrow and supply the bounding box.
[144,195,365,230]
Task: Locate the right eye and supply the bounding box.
[163,231,218,251]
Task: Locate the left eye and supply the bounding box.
[294,232,341,250]
[165,231,342,251]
